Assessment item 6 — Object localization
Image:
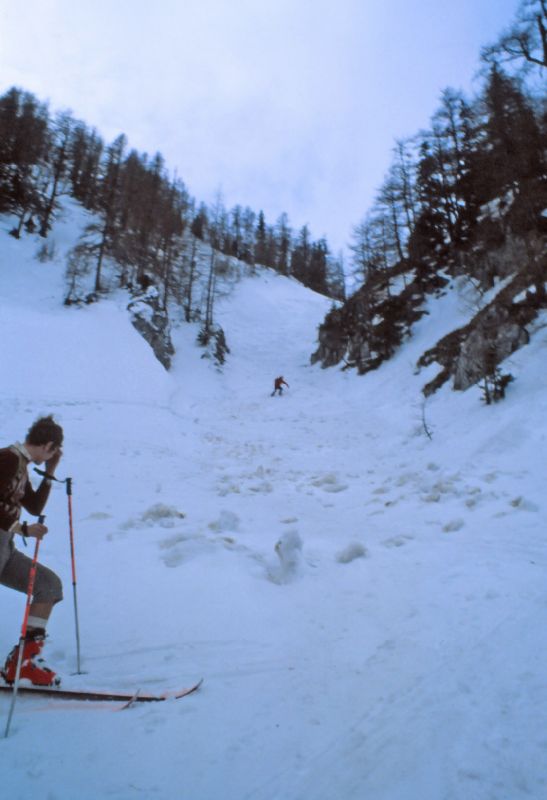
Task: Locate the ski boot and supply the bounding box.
[1,630,60,687]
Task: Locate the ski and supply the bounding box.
[0,678,203,704]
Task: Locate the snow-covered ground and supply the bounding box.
[1,204,546,799]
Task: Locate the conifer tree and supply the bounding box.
[0,88,49,229]
[39,111,73,236]
[307,238,330,295]
[94,133,127,290]
[290,225,311,284]
[275,212,291,275]
[191,203,208,240]
[230,204,243,258]
[481,67,544,195]
[70,125,104,209]
[240,207,256,265]
[255,210,268,265]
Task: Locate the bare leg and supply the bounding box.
[28,601,55,632]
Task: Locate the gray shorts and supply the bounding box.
[0,530,63,605]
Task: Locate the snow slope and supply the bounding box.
[1,204,546,800]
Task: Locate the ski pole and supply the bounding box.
[65,478,82,674]
[4,515,45,739]
[34,469,83,674]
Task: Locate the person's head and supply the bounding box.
[25,415,64,463]
[26,416,64,448]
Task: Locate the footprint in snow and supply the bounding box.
[442,518,465,533]
[382,534,414,548]
[208,509,240,532]
[510,496,540,512]
[120,503,186,530]
[311,473,349,493]
[335,542,368,563]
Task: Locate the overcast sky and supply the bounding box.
[1,0,520,255]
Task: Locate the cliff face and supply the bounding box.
[128,286,175,370]
[311,225,546,397]
[418,263,542,396]
[311,263,450,374]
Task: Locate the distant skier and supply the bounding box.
[271,376,289,397]
[0,416,64,686]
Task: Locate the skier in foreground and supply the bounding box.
[0,416,64,686]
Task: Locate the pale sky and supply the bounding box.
[1,0,520,254]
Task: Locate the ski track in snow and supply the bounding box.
[1,206,547,799]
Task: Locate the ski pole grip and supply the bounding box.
[66,477,72,496]
[38,515,45,524]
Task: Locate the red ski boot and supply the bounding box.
[1,631,60,687]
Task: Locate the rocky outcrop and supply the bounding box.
[128,286,175,370]
[418,270,542,395]
[196,323,230,367]
[453,307,529,391]
[312,220,545,398]
[311,269,445,374]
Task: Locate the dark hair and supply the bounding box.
[26,415,64,447]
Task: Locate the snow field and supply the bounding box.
[1,206,546,799]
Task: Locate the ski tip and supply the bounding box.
[174,678,203,698]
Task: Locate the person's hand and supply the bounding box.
[45,444,62,475]
[27,523,48,539]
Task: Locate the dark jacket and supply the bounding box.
[0,444,51,534]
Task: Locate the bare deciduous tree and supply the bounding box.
[482,0,547,70]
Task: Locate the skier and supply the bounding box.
[0,416,64,686]
[271,376,289,397]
